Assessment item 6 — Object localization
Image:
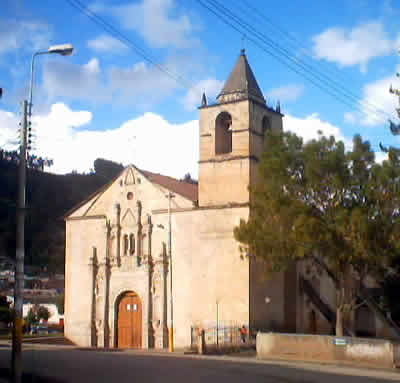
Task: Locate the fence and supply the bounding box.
[191,322,256,350]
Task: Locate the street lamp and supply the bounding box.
[12,43,74,383]
[29,44,74,117]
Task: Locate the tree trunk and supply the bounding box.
[336,306,344,337]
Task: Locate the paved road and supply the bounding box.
[0,345,398,383]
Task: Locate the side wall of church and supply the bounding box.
[152,205,250,349]
[65,217,107,346]
[249,259,297,332]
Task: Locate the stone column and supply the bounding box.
[146,215,154,348]
[136,201,142,266]
[152,243,168,348]
[162,245,169,349]
[114,203,121,266]
[95,224,111,348]
[95,261,105,347]
[89,248,98,347]
[103,257,111,348]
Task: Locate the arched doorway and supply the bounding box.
[117,291,142,348]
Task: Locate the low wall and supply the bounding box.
[257,332,400,369]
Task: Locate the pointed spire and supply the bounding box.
[217,49,265,104]
[201,92,207,107]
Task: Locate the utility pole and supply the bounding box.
[216,300,219,348]
[12,100,28,383]
[167,192,175,352]
[11,43,74,383]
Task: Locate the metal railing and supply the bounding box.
[191,323,256,349]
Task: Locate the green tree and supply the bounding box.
[94,158,124,180]
[234,131,400,336]
[0,307,12,325]
[37,306,50,322]
[26,308,38,326]
[56,294,64,315]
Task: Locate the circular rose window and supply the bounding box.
[127,192,134,200]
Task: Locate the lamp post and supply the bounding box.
[12,43,74,383]
[216,300,219,348]
[167,192,175,352]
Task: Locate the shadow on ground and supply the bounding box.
[0,367,66,383]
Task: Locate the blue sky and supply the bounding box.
[1,0,400,178]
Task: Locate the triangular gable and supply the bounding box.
[124,168,135,185]
[121,208,136,227]
[64,168,125,219]
[65,165,198,219]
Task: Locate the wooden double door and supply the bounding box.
[118,292,142,348]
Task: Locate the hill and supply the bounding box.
[0,158,122,273]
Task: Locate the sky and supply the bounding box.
[1,0,400,178]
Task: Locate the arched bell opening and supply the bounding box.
[215,111,232,154]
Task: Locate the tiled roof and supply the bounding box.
[141,170,198,202]
[218,49,265,103]
[65,167,199,218]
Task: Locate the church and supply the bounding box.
[64,50,397,349]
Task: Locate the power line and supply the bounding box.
[196,0,397,123]
[196,0,363,112]
[234,0,394,122]
[65,0,394,153]
[202,0,396,121]
[64,0,194,90]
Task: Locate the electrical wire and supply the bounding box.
[65,0,392,153]
[64,0,194,90]
[233,0,394,122]
[196,0,397,123]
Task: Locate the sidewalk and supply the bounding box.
[0,340,398,381]
[121,347,400,381]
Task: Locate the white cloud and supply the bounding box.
[0,109,20,150]
[42,58,108,104]
[344,112,357,124]
[312,22,398,73]
[0,19,51,55]
[0,104,199,178]
[1,104,388,177]
[87,34,129,54]
[109,61,179,105]
[182,78,224,111]
[266,84,304,103]
[283,113,352,148]
[344,65,400,126]
[375,151,388,163]
[95,0,197,48]
[41,56,187,107]
[31,104,93,173]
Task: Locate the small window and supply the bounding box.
[123,235,129,255]
[262,116,271,137]
[129,234,135,255]
[127,192,134,200]
[215,112,232,154]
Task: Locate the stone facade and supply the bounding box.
[65,51,398,350]
[65,51,290,349]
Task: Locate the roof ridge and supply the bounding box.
[141,169,198,185]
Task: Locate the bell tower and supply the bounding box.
[198,49,283,207]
